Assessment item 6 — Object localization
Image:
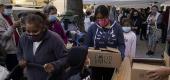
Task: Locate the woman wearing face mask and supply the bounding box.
[122,18,136,58]
[146,5,162,56]
[44,5,68,44]
[0,4,22,80]
[86,5,125,80]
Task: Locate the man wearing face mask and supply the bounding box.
[43,5,68,44]
[0,4,21,80]
[17,13,68,80]
[122,18,136,58]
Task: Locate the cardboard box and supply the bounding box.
[112,57,131,80]
[163,51,170,80]
[164,51,170,67]
[88,48,122,68]
[131,58,168,80]
[113,57,170,80]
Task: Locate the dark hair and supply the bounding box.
[86,11,91,16]
[43,5,57,14]
[152,5,158,10]
[166,6,170,12]
[0,4,4,8]
[95,5,109,18]
[25,14,44,26]
[5,5,12,9]
[33,12,47,20]
[122,18,132,26]
[90,16,96,22]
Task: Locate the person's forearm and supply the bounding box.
[2,27,14,39]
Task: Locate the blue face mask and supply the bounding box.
[3,9,12,16]
[48,15,57,22]
[122,27,131,33]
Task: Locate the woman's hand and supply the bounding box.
[19,59,27,68]
[146,67,170,80]
[44,63,55,73]
[12,20,21,29]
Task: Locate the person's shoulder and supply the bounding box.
[130,31,137,38]
[48,30,61,38]
[88,23,97,31]
[48,30,64,43]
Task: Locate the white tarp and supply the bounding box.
[83,0,168,8]
[161,0,170,6]
[83,0,167,4]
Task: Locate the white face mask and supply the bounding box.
[48,15,57,22]
[3,9,13,16]
[122,27,131,33]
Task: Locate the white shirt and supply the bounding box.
[123,31,136,58]
[84,16,91,32]
[33,41,42,55]
[118,14,123,23]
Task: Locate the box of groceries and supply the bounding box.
[88,47,122,68]
[131,58,168,80]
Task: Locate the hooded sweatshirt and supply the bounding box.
[66,47,90,80]
[86,20,125,58]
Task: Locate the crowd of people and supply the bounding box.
[0,2,170,80]
[84,5,169,56]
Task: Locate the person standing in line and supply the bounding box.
[84,10,92,32]
[0,4,22,80]
[17,14,68,80]
[121,18,136,58]
[130,10,142,36]
[43,5,68,44]
[146,5,162,55]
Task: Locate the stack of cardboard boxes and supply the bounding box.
[88,47,170,80]
[112,57,170,80]
[131,58,168,80]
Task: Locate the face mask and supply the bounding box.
[122,27,131,33]
[97,18,110,27]
[124,13,128,16]
[27,30,44,42]
[48,15,57,22]
[3,9,12,16]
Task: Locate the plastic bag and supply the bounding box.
[0,65,9,80]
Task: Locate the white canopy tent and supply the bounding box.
[83,0,169,8]
[161,0,170,6]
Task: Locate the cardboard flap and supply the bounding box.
[101,49,119,53]
[133,58,165,65]
[89,47,119,53]
[107,47,119,53]
[112,57,131,80]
